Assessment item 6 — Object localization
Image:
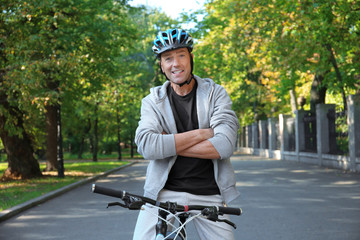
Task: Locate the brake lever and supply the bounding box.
[106,195,144,210]
[107,202,127,208]
[201,207,237,229]
[217,218,237,229]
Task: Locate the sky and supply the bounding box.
[129,0,206,20]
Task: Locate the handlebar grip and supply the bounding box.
[92,184,124,199]
[218,206,242,216]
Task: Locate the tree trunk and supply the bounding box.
[116,105,122,161]
[92,103,98,162]
[0,126,42,180]
[325,44,347,111]
[310,73,327,112]
[0,96,42,180]
[130,138,134,159]
[44,104,58,171]
[289,89,297,113]
[77,138,84,159]
[0,41,42,180]
[78,118,91,159]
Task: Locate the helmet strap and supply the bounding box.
[177,74,194,87]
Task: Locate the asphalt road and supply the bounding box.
[1,154,359,240]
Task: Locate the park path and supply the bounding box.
[0,154,359,240]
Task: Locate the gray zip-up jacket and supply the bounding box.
[135,75,240,204]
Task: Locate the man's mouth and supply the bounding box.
[172,70,183,74]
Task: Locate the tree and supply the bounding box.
[192,0,360,126]
[0,1,43,179]
[1,0,137,179]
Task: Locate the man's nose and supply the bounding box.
[173,56,180,66]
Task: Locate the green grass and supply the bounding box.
[62,151,142,161]
[0,150,142,163]
[0,160,130,211]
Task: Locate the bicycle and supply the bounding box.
[92,184,242,240]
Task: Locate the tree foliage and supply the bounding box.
[1,0,359,179]
[1,0,139,178]
[193,0,360,125]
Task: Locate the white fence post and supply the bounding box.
[316,104,335,166]
[279,114,291,159]
[246,125,252,148]
[268,118,277,150]
[295,109,307,161]
[348,95,360,172]
[252,122,259,148]
[259,120,267,149]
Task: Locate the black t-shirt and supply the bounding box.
[164,81,220,195]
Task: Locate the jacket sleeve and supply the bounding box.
[134,96,177,160]
[208,85,239,159]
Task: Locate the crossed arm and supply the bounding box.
[172,128,220,159]
[135,85,238,161]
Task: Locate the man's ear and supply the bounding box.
[159,61,164,74]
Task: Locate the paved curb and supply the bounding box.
[0,161,137,223]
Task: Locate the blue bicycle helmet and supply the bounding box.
[152,28,193,56]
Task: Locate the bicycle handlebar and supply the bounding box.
[92,184,125,198]
[217,206,242,216]
[92,184,242,216]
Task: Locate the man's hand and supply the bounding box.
[173,128,220,159]
[178,140,220,159]
[199,128,214,140]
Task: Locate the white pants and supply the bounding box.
[133,190,235,240]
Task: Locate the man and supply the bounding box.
[133,28,240,240]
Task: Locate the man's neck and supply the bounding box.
[171,78,195,96]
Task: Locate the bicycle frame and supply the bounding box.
[155,209,190,240]
[92,184,242,240]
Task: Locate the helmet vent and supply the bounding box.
[179,34,186,43]
[155,40,162,47]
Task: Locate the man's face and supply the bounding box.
[160,48,192,85]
